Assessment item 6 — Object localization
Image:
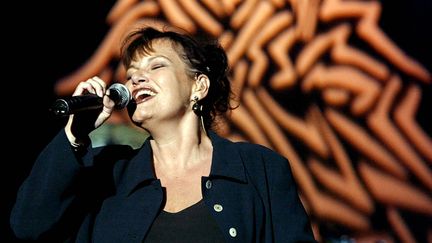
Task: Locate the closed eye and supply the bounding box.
[151,64,164,70]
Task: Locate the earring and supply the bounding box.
[192,96,207,135]
[192,96,203,116]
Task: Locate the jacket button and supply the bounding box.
[213,204,223,212]
[229,227,237,237]
[205,180,212,189]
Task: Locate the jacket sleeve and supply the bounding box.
[265,151,317,242]
[10,129,95,241]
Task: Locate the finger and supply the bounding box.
[73,81,96,96]
[86,76,107,97]
[102,94,115,113]
[90,76,107,97]
[91,95,115,129]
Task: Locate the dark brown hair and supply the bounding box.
[121,27,235,130]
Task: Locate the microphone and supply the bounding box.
[50,83,131,116]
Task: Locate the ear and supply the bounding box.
[191,73,210,100]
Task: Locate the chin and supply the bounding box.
[131,114,143,124]
[132,112,151,124]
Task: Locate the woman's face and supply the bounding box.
[125,39,194,127]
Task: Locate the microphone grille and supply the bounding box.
[109,83,131,109]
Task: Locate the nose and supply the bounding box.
[131,71,148,85]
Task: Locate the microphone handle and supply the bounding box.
[51,94,103,116]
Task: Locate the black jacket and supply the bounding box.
[11,130,316,242]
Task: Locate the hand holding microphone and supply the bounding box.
[51,81,131,116]
[52,77,132,147]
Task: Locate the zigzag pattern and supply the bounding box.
[54,1,432,241]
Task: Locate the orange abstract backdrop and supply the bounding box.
[51,1,431,242]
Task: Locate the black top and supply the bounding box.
[144,199,226,243]
[11,130,316,242]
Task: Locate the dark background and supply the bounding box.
[4,0,431,242]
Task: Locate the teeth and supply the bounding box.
[135,89,156,99]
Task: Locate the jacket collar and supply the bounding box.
[123,131,247,195]
[207,131,247,183]
[123,138,156,195]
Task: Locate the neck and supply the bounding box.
[149,116,211,170]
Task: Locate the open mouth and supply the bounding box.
[133,88,157,104]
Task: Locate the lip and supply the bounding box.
[132,86,157,104]
[135,95,154,104]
